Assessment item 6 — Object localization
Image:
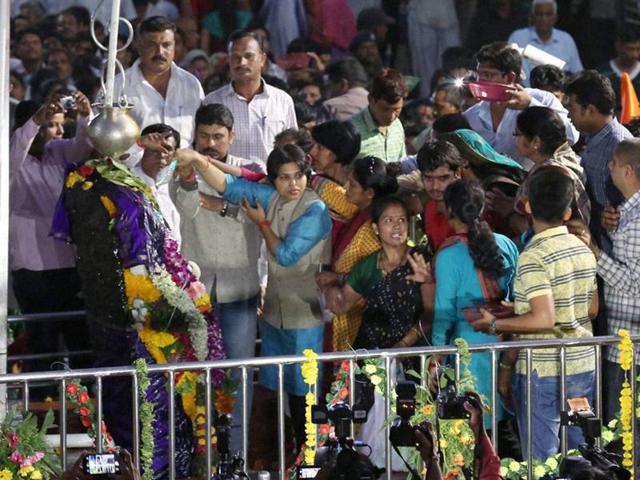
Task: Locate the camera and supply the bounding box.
[59,95,76,110]
[297,466,321,479]
[561,398,601,446]
[435,384,474,419]
[213,413,247,480]
[312,374,374,440]
[389,381,428,447]
[312,401,369,440]
[558,398,630,480]
[308,376,379,480]
[82,453,120,476]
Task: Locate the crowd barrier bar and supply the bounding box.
[0,335,636,480]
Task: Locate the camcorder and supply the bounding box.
[304,375,381,480]
[82,453,120,476]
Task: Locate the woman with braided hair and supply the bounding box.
[431,180,519,427]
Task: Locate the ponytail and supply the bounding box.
[444,181,504,279]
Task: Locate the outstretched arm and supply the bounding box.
[175,149,228,193]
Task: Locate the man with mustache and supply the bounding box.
[170,103,265,450]
[203,31,297,167]
[116,16,203,152]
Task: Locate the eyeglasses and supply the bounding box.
[477,69,506,81]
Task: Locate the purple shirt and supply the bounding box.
[9,116,93,271]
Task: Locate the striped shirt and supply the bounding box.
[202,80,297,166]
[514,226,597,377]
[581,118,632,254]
[598,189,640,364]
[350,107,406,162]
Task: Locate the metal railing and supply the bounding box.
[0,335,636,480]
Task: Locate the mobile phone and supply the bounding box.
[82,453,120,476]
[297,466,321,479]
[467,81,512,102]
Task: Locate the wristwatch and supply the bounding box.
[219,200,229,217]
[489,317,497,336]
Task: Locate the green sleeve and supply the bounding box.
[347,253,381,296]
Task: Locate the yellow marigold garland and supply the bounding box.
[301,349,319,465]
[618,329,634,474]
[123,269,162,307]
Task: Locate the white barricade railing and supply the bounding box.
[0,335,636,480]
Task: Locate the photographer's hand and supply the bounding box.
[117,450,140,480]
[463,392,484,441]
[61,451,91,480]
[415,422,442,480]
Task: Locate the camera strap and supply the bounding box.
[390,444,424,480]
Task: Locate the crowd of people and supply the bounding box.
[8,0,640,476]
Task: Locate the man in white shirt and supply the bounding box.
[508,0,583,84]
[203,31,297,166]
[463,41,578,170]
[115,16,203,152]
[132,123,182,244]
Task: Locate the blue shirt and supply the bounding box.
[432,233,519,424]
[463,88,579,170]
[223,175,331,267]
[508,27,584,85]
[581,118,632,254]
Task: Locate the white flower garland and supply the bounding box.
[150,269,208,360]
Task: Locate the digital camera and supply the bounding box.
[59,95,76,110]
[435,384,474,419]
[82,453,120,476]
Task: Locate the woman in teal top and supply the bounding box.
[432,180,519,427]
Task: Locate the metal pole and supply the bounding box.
[526,349,533,480]
[96,377,103,453]
[241,366,249,468]
[205,369,212,480]
[277,364,286,480]
[595,345,602,449]
[0,0,11,420]
[349,359,356,439]
[104,0,122,106]
[560,346,567,456]
[490,350,498,450]
[60,379,67,471]
[384,356,392,480]
[168,372,176,480]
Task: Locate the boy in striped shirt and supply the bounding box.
[471,167,598,460]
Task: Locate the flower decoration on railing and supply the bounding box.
[301,349,319,466]
[65,380,117,453]
[618,328,634,474]
[403,339,480,478]
[0,409,61,480]
[133,360,154,480]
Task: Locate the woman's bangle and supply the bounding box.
[259,219,272,227]
[499,361,514,370]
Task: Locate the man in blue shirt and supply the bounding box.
[564,71,632,256]
[508,0,583,84]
